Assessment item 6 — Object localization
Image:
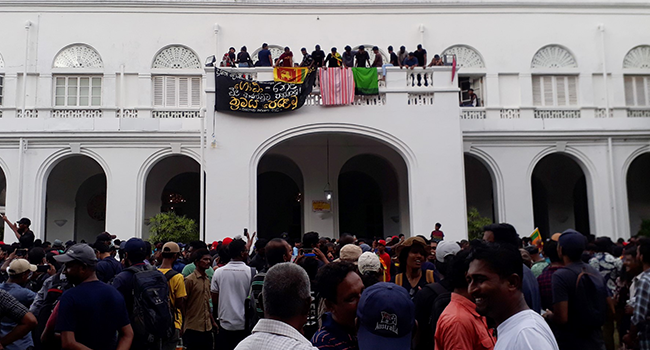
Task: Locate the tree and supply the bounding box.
[467,207,492,241]
[148,212,198,244]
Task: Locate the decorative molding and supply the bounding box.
[352,94,386,106]
[53,44,103,69]
[52,109,102,118]
[500,108,520,119]
[406,71,434,87]
[152,110,201,118]
[461,109,486,119]
[534,109,581,118]
[628,109,650,118]
[152,45,201,69]
[531,45,577,69]
[116,109,138,118]
[407,93,434,105]
[442,45,485,68]
[595,108,613,118]
[16,109,38,118]
[623,46,650,69]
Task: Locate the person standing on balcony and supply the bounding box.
[276,47,293,67]
[427,54,444,67]
[257,43,273,67]
[300,48,314,67]
[414,44,428,68]
[403,52,418,70]
[312,45,325,68]
[388,46,399,66]
[324,47,342,68]
[236,46,254,68]
[355,45,370,67]
[371,46,383,67]
[342,46,355,68]
[398,46,408,68]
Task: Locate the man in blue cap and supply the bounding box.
[544,229,608,350]
[356,282,415,350]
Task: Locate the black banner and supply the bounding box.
[215,68,315,113]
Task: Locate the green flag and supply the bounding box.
[351,67,379,95]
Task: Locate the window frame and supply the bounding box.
[152,75,202,109]
[532,75,579,107]
[53,75,102,108]
[624,75,650,107]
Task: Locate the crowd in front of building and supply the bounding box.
[0,210,648,350]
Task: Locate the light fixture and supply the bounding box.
[54,219,67,227]
[324,137,333,201]
[205,55,216,67]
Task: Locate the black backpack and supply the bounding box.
[34,273,72,350]
[125,265,175,343]
[428,283,452,335]
[566,264,608,332]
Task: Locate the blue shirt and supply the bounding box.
[522,264,542,313]
[258,49,272,66]
[0,283,36,350]
[55,280,130,350]
[403,57,418,66]
[311,312,358,350]
[96,257,123,283]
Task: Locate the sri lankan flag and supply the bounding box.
[530,228,542,247]
[274,67,310,84]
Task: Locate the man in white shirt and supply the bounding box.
[212,238,255,350]
[235,263,317,350]
[467,242,559,350]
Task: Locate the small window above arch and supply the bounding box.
[53,44,103,69]
[531,45,577,69]
[152,46,201,69]
[623,45,650,69]
[442,45,485,68]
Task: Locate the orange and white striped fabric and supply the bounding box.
[319,68,355,106]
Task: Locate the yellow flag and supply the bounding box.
[530,228,542,247]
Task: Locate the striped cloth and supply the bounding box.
[319,68,355,106]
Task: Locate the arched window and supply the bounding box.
[623,46,650,107]
[443,45,486,107]
[151,46,202,116]
[52,44,104,109]
[531,45,579,108]
[251,45,284,65]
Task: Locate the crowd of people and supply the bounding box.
[219,43,447,70]
[0,211,647,350]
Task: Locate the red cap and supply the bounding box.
[377,240,386,246]
[222,237,233,246]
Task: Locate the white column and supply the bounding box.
[519,73,534,119]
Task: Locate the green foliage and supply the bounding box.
[639,219,650,238]
[148,212,198,244]
[467,207,492,241]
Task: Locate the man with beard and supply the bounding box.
[0,215,34,249]
[54,243,133,350]
[467,242,558,350]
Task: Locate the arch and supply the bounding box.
[151,45,202,69]
[465,148,505,222]
[251,44,284,65]
[44,155,107,242]
[625,151,650,236]
[0,52,4,69]
[530,151,593,237]
[34,149,111,238]
[623,45,650,69]
[52,43,103,69]
[135,149,201,237]
[464,153,497,222]
[531,45,578,69]
[353,45,389,64]
[442,45,485,68]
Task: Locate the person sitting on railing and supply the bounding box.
[312,45,325,68]
[276,47,294,67]
[355,45,370,67]
[324,47,342,68]
[398,46,408,69]
[403,52,418,70]
[300,48,314,68]
[460,89,479,107]
[236,46,254,68]
[257,43,273,67]
[428,54,444,67]
[220,47,236,67]
[415,44,428,68]
[342,46,355,68]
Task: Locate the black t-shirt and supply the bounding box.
[19,230,34,248]
[552,262,606,350]
[414,49,427,66]
[390,52,399,66]
[355,51,370,67]
[311,50,325,67]
[325,53,341,67]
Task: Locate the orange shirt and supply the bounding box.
[379,252,391,282]
[435,293,495,350]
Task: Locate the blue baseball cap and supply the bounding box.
[558,229,586,252]
[357,282,415,350]
[123,238,146,254]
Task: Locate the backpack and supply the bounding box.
[428,283,452,334]
[394,270,436,287]
[244,269,264,333]
[566,264,608,332]
[34,273,72,350]
[125,265,175,343]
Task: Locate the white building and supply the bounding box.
[0,0,649,244]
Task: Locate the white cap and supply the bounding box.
[7,259,37,275]
[358,252,381,275]
[436,241,461,263]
